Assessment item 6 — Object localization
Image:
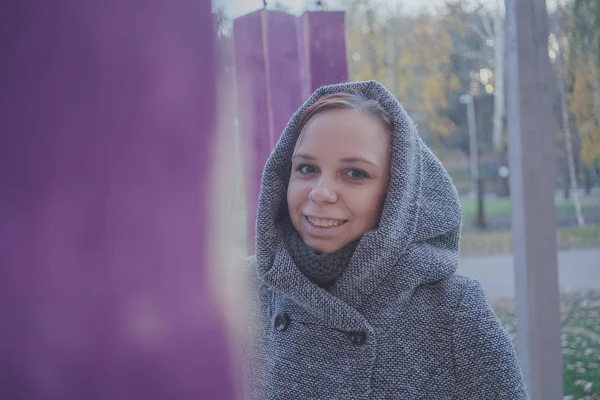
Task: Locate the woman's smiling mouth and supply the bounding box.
[305,216,347,228]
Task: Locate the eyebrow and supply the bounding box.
[292,153,317,161]
[339,157,379,167]
[292,153,380,168]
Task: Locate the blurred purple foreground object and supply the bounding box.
[0,1,236,399]
[233,9,304,254]
[297,11,349,100]
[233,10,348,254]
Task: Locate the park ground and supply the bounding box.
[459,193,600,257]
[458,193,600,399]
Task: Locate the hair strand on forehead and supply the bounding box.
[294,91,393,150]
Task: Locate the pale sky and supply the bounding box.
[217,0,559,18]
[223,0,446,17]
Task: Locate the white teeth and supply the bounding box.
[307,217,345,227]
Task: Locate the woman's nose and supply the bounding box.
[309,184,337,204]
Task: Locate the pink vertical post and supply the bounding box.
[297,11,349,98]
[233,10,304,254]
[0,1,236,399]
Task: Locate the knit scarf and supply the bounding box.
[283,221,359,288]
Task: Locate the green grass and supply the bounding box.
[460,197,600,221]
[493,290,600,399]
[559,226,600,249]
[460,225,600,257]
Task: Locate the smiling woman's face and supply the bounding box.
[287,108,391,254]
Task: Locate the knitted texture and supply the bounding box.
[242,81,529,399]
[284,221,359,288]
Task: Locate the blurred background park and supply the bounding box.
[1,0,598,398]
[217,0,600,253]
[215,0,600,397]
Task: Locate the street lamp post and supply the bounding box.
[505,0,563,396]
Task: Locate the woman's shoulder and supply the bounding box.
[412,274,502,335]
[431,278,528,397]
[418,274,488,309]
[420,274,511,347]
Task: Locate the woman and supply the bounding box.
[242,81,528,399]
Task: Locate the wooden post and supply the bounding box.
[505,0,563,398]
[297,11,349,99]
[233,10,304,254]
[0,1,235,398]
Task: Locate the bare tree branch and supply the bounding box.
[466,22,490,43]
[478,9,495,39]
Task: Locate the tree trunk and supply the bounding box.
[584,167,593,195]
[563,158,571,199]
[588,59,599,196]
[500,146,510,196]
[493,5,509,197]
[386,23,396,94]
[492,6,505,152]
[365,9,379,79]
[557,45,585,226]
[504,0,563,395]
[594,63,600,123]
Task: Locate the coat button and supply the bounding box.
[349,331,366,345]
[273,313,289,331]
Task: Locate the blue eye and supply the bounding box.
[345,169,369,180]
[296,164,317,175]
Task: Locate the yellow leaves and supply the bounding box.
[448,75,462,91]
[558,0,600,166]
[567,58,600,165]
[388,16,458,136]
[578,120,600,165]
[346,19,386,82]
[427,114,456,137]
[345,5,467,139]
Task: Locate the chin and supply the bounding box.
[303,237,342,255]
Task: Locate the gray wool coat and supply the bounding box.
[241,81,529,399]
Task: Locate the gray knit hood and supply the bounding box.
[253,80,462,332]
